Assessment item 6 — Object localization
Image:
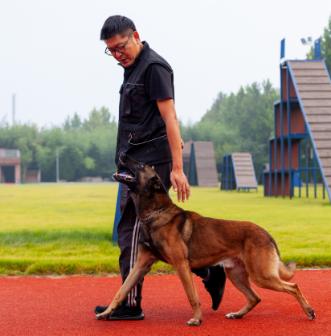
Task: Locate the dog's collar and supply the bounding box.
[139,207,166,223]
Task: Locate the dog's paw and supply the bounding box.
[307,308,316,320]
[186,318,202,326]
[225,312,243,319]
[95,313,103,320]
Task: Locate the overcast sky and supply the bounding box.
[1,0,331,127]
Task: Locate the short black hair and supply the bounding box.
[100,15,136,40]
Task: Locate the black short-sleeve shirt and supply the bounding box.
[144,64,174,101]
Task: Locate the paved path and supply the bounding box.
[0,270,330,336]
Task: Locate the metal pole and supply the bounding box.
[268,141,272,196]
[286,67,293,198]
[298,142,302,198]
[225,156,229,190]
[274,139,277,195]
[56,148,59,183]
[313,151,317,199]
[280,66,285,197]
[12,94,16,126]
[305,140,309,198]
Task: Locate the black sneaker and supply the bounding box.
[95,303,144,320]
[202,265,226,311]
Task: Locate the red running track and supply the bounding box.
[0,270,330,336]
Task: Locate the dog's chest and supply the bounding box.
[140,222,166,261]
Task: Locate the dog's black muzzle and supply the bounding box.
[112,153,144,186]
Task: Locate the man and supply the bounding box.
[95,15,226,320]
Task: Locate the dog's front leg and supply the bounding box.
[173,259,202,326]
[96,246,156,319]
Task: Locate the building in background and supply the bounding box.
[24,168,41,183]
[0,148,21,183]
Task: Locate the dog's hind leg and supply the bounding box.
[247,249,315,320]
[224,258,261,319]
[96,246,156,319]
[253,275,316,320]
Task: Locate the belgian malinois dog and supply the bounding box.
[96,154,315,326]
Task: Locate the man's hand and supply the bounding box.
[170,169,190,202]
[156,99,189,202]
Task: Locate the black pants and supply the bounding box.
[117,162,208,308]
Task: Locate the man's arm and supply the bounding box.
[157,99,190,202]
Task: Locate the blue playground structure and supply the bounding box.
[112,183,123,244]
[263,42,331,202]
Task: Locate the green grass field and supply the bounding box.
[0,183,330,275]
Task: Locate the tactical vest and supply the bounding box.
[115,42,173,165]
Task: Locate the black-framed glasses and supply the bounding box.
[104,34,133,57]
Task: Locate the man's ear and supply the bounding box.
[133,31,140,42]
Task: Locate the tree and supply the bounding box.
[59,145,85,181]
[63,113,82,130]
[308,15,331,73]
[322,15,331,73]
[181,80,278,179]
[83,106,113,130]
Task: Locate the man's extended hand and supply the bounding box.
[170,169,190,202]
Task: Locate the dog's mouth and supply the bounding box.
[113,153,140,184]
[112,170,136,184]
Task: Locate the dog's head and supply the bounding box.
[113,153,166,196]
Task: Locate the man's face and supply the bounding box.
[105,31,142,68]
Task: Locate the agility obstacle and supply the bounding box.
[183,141,219,187]
[221,152,258,191]
[264,59,331,203]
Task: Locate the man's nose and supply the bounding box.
[113,50,121,58]
[113,50,125,59]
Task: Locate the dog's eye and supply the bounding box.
[138,163,145,169]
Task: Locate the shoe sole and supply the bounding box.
[97,313,145,321]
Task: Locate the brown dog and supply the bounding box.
[96,154,315,326]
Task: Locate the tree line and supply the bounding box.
[0,107,118,181]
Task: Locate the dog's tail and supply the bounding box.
[278,261,296,281]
